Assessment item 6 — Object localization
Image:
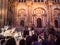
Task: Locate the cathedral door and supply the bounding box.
[54,20,58,28]
[37,18,42,28]
[20,20,24,26]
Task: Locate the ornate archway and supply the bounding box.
[54,8,60,28]
[18,9,26,17]
[33,7,47,27]
[16,9,26,26]
[54,8,60,17]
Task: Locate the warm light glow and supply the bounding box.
[14,32,18,37]
[0,10,1,14]
[0,9,6,15]
[28,27,31,31]
[4,30,12,36]
[48,1,53,6]
[29,31,32,36]
[32,30,34,35]
[1,28,4,31]
[17,3,26,12]
[4,26,9,30]
[34,8,45,15]
[2,9,4,15]
[18,32,22,36]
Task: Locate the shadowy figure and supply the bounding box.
[26,36,32,45]
[42,34,56,45]
[49,26,56,35]
[44,26,56,39]
[55,32,60,45]
[1,39,5,45]
[19,39,25,45]
[32,34,42,45]
[6,37,16,45]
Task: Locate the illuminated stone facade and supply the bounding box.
[0,0,8,27]
[0,0,60,28]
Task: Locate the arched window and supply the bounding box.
[41,0,44,2]
[53,0,60,2]
[19,0,26,2]
[54,20,58,28]
[24,0,26,2]
[20,20,24,26]
[38,0,40,2]
[37,18,42,28]
[34,0,37,2]
[34,0,44,2]
[54,0,56,2]
[57,0,59,2]
[19,0,21,2]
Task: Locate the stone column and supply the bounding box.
[0,0,2,27]
[0,0,4,26]
[3,0,8,25]
[26,2,33,26]
[2,0,8,25]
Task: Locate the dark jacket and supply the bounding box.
[32,41,42,45]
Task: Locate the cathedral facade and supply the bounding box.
[0,0,60,29]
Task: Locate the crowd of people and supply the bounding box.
[0,25,60,45]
